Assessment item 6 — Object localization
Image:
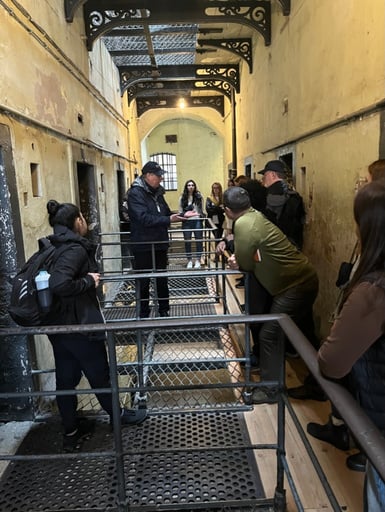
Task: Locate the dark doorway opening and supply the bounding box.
[117,169,127,208]
[117,169,131,270]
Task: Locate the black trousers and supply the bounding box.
[132,249,169,317]
[49,333,113,433]
[245,273,272,354]
[259,274,319,381]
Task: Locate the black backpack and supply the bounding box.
[277,190,305,250]
[8,238,65,326]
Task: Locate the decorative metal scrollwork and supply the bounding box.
[136,95,225,117]
[206,1,271,46]
[84,8,146,50]
[120,64,239,95]
[121,67,156,90]
[198,38,252,73]
[79,1,271,49]
[127,79,231,102]
[196,65,239,92]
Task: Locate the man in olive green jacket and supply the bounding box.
[218,187,319,402]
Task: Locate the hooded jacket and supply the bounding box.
[47,225,104,338]
[126,175,171,252]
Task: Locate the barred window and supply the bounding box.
[150,152,177,191]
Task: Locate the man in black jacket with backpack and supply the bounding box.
[126,161,181,318]
[258,159,305,250]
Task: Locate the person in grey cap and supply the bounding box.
[126,161,182,318]
[220,186,322,403]
[258,160,305,250]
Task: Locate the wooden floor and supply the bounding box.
[223,273,364,512]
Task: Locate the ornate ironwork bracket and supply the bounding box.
[197,38,252,73]
[81,1,271,49]
[277,0,291,16]
[136,95,225,117]
[120,64,239,95]
[127,79,232,103]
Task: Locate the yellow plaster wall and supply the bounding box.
[237,0,385,157]
[234,0,385,337]
[143,117,226,211]
[297,115,380,332]
[0,1,133,261]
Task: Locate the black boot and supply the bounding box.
[346,451,366,472]
[307,415,350,451]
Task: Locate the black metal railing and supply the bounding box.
[1,227,384,510]
[1,312,384,511]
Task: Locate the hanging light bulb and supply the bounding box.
[178,98,186,109]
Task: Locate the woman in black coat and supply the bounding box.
[46,200,146,452]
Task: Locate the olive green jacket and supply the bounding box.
[233,208,317,296]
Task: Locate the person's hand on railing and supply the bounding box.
[216,240,227,255]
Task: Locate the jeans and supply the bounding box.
[132,249,169,317]
[259,274,319,381]
[182,219,203,261]
[365,462,385,512]
[49,333,113,433]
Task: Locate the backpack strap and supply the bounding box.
[38,237,53,250]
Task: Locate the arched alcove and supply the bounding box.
[139,113,227,210]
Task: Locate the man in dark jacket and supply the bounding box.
[258,160,305,250]
[126,161,181,318]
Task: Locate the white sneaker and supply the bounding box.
[187,261,193,269]
[194,260,201,269]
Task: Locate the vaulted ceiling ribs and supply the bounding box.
[64,1,291,116]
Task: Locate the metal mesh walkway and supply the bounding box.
[0,412,265,512]
[0,263,269,511]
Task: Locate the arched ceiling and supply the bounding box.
[64,1,290,117]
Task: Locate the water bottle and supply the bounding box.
[35,269,52,313]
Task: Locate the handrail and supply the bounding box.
[280,315,385,480]
[1,313,384,482]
